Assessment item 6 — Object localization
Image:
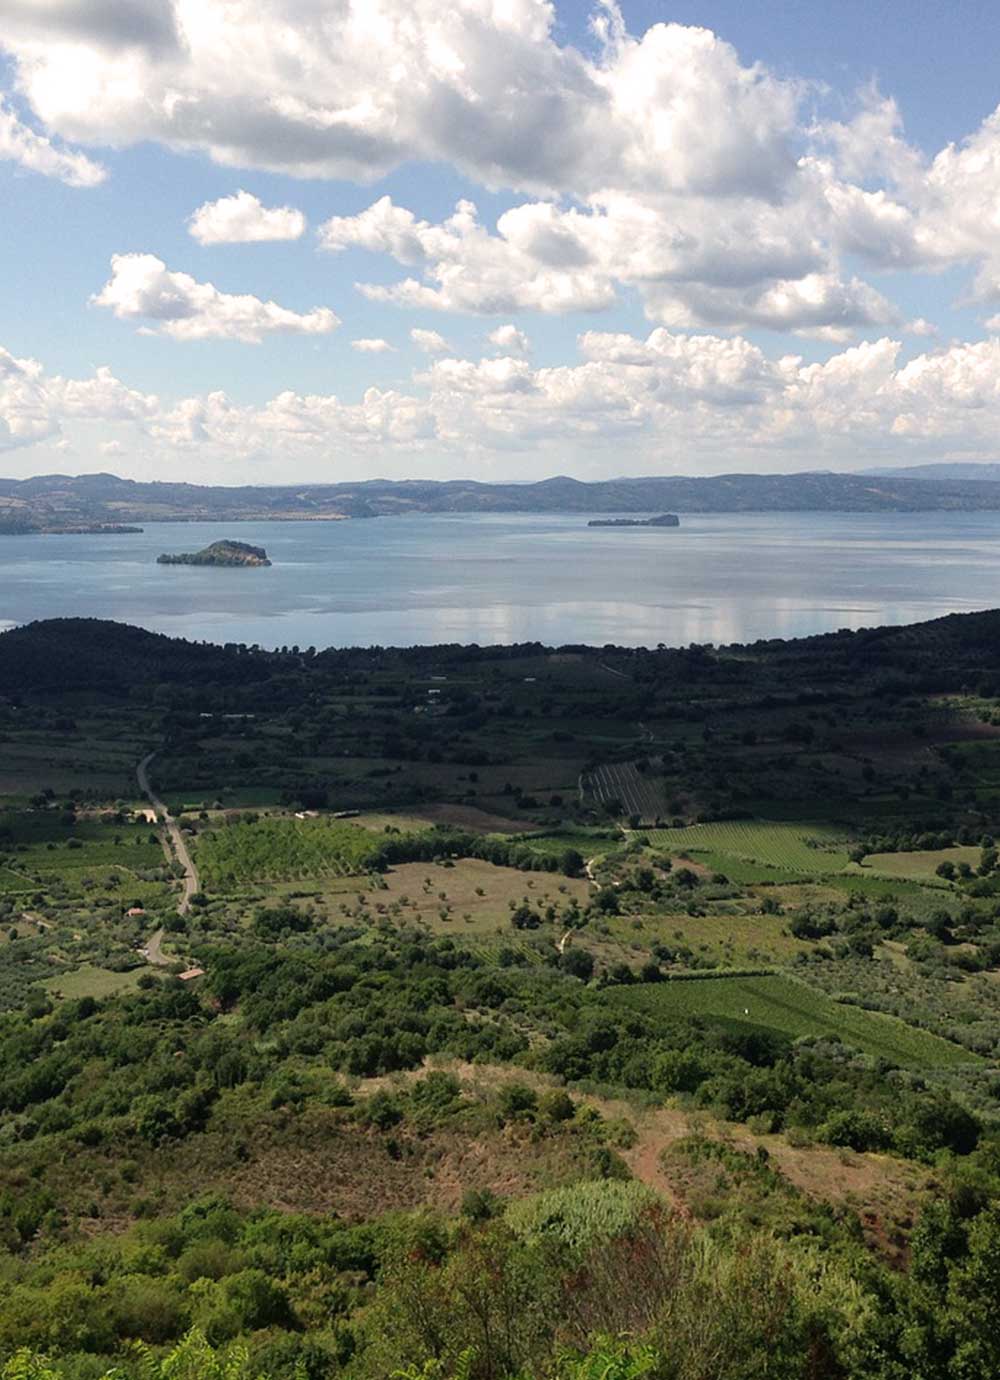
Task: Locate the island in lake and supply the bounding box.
[587,513,680,528]
[157,540,272,567]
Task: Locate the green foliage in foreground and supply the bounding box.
[2,1330,256,1379]
[13,1173,1000,1379]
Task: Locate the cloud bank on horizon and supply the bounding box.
[3,0,1000,481]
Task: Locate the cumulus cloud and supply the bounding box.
[0,2,799,199]
[188,190,306,244]
[351,338,394,353]
[0,344,157,452]
[321,197,616,316]
[812,92,1000,304]
[487,325,531,354]
[13,328,1000,477]
[91,253,339,343]
[410,328,451,354]
[0,95,106,186]
[321,193,896,337]
[10,3,1000,335]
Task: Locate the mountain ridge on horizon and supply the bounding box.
[6,468,1000,531]
[862,461,1000,482]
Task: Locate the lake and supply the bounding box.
[3,511,1000,649]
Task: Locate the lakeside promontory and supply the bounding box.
[588,513,680,528]
[156,540,271,568]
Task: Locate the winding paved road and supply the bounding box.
[137,752,199,915]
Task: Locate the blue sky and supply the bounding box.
[2,0,1000,482]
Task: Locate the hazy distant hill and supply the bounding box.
[7,468,1000,531]
[863,462,1000,482]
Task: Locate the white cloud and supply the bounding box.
[0,346,61,451]
[321,197,617,316]
[487,325,531,354]
[0,345,157,452]
[13,0,1000,465]
[812,93,1000,306]
[0,94,106,186]
[321,193,895,337]
[12,4,1000,336]
[188,190,306,244]
[351,338,394,353]
[14,329,1000,478]
[410,328,451,354]
[642,271,899,343]
[0,3,799,199]
[91,253,339,343]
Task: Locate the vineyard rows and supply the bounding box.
[639,820,851,874]
[584,760,667,823]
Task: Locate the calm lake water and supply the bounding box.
[3,511,1000,649]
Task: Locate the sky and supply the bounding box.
[3,1,1000,484]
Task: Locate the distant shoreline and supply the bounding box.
[6,468,1000,532]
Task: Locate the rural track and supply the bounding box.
[139,927,170,966]
[137,752,199,915]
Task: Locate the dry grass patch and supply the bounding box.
[322,858,591,935]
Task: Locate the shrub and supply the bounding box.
[496,1083,538,1122]
[505,1180,657,1250]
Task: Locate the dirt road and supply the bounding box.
[139,927,170,966]
[137,752,199,915]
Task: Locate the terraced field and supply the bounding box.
[609,974,977,1069]
[638,820,851,874]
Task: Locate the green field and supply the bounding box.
[0,815,168,910]
[608,974,976,1069]
[0,815,162,869]
[521,828,622,858]
[195,817,384,887]
[865,846,980,882]
[42,964,147,1001]
[679,850,806,884]
[639,821,851,874]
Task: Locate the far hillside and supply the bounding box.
[9,467,1000,530]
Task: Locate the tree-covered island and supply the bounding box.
[588,513,681,528]
[156,539,272,567]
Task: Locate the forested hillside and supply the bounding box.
[3,612,1000,1375]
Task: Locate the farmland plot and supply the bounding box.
[195,817,383,888]
[638,820,850,874]
[865,846,980,882]
[583,760,668,822]
[609,975,976,1069]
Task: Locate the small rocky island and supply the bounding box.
[587,513,680,528]
[157,540,272,567]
